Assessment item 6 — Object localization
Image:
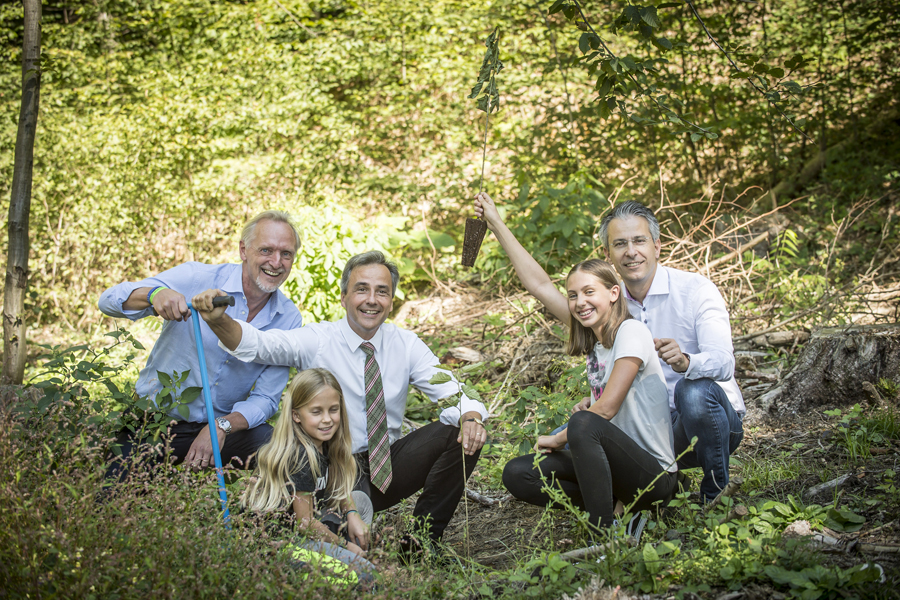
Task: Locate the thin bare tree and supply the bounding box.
[3,0,42,385]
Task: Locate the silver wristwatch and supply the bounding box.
[215,417,232,435]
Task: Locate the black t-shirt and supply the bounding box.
[288,444,330,512]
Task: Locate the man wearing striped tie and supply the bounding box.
[193,251,489,559]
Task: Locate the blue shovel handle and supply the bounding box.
[187,295,236,528]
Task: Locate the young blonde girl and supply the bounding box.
[243,368,375,580]
[475,192,678,534]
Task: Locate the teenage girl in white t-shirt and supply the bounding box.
[475,192,678,531]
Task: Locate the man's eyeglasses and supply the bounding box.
[611,236,651,250]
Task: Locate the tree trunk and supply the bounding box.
[2,1,41,385]
[749,323,900,423]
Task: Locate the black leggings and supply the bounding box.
[502,411,677,529]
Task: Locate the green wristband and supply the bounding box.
[148,286,168,304]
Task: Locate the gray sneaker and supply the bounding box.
[625,512,648,545]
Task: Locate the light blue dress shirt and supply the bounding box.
[98,262,303,428]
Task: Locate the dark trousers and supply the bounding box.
[354,421,480,541]
[105,421,273,483]
[502,411,677,529]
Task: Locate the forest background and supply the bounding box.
[1,0,899,598]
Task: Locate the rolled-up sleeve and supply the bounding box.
[684,281,736,382]
[407,338,489,425]
[98,263,198,321]
[229,363,290,428]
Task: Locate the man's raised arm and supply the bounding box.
[191,289,244,350]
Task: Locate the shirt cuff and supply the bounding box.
[228,401,266,430]
[218,320,260,362]
[439,398,489,427]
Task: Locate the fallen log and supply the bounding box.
[751,323,900,423]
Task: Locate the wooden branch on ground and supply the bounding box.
[465,488,513,506]
[735,370,778,382]
[719,505,749,525]
[702,477,743,514]
[561,538,636,562]
[803,473,855,501]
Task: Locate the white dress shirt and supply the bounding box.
[623,265,745,414]
[223,317,489,454]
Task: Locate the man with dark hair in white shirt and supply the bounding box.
[598,201,745,502]
[192,250,489,553]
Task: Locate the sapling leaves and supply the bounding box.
[468,27,503,114]
[429,372,453,385]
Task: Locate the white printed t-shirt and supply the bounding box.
[587,319,676,473]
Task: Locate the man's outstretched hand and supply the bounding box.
[191,289,229,323]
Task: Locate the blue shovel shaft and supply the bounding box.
[187,295,236,528]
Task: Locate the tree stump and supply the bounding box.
[749,323,900,422]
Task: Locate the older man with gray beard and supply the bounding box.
[99,210,304,478]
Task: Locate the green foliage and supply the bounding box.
[509,552,580,597]
[18,328,206,459]
[282,204,398,323]
[479,174,607,285]
[824,404,899,464]
[507,359,589,455]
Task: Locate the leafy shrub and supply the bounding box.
[477,174,608,285]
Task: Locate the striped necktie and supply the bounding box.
[361,341,392,493]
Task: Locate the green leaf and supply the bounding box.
[768,67,785,78]
[461,383,482,401]
[548,0,567,15]
[653,37,673,50]
[596,75,615,97]
[690,132,702,142]
[642,543,660,574]
[623,5,642,24]
[429,372,452,385]
[177,404,190,420]
[158,371,173,388]
[640,6,662,28]
[579,32,591,55]
[180,387,202,405]
[621,56,639,72]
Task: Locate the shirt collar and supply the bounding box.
[223,263,293,317]
[623,264,669,303]
[338,316,385,353]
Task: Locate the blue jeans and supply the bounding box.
[671,378,744,502]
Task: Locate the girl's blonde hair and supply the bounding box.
[241,368,357,513]
[565,259,632,355]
